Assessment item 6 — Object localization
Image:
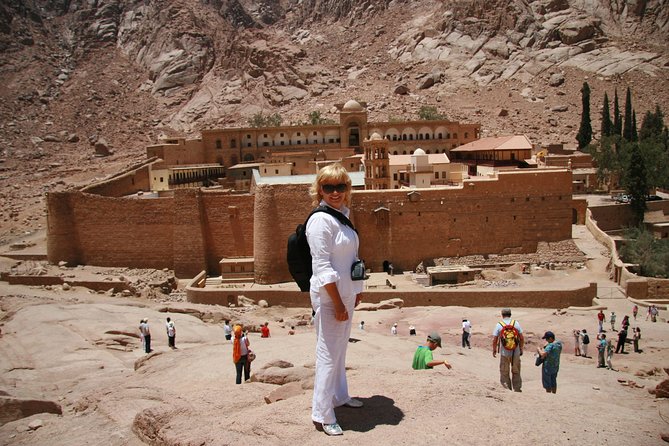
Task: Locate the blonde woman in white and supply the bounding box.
[306,163,364,436]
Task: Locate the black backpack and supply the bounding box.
[286,206,357,292]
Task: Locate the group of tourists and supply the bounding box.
[410,307,563,395]
[138,317,177,354]
[135,164,663,438]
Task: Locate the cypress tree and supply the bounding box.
[623,87,634,141]
[626,143,647,226]
[601,92,612,137]
[613,89,622,136]
[576,82,593,149]
[632,110,638,142]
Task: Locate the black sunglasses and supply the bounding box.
[321,183,348,194]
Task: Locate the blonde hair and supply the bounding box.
[309,163,352,207]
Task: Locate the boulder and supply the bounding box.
[94,138,112,156]
[548,73,565,86]
[394,84,409,95]
[261,360,294,370]
[417,76,434,90]
[267,86,308,105]
[557,18,599,45]
[0,396,62,425]
[238,295,256,307]
[28,419,44,430]
[417,71,442,90]
[356,298,404,311]
[264,381,304,404]
[252,365,315,388]
[482,37,509,59]
[654,378,669,398]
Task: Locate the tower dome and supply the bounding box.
[369,132,383,141]
[413,148,426,156]
[342,99,364,112]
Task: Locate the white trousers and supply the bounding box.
[311,294,354,425]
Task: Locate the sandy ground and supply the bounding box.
[0,226,668,445]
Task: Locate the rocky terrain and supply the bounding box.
[0,0,668,245]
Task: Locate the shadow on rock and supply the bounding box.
[334,395,403,432]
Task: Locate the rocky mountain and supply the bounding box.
[0,0,668,244]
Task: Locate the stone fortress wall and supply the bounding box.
[47,188,255,278]
[254,169,574,284]
[47,166,574,281]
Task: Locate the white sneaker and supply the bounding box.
[344,398,363,408]
[323,423,343,436]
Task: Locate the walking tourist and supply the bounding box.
[492,308,524,392]
[597,310,605,333]
[462,318,472,349]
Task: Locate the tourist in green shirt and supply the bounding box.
[412,332,452,370]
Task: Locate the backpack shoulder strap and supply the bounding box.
[308,206,357,233]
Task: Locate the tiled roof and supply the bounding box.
[450,135,533,152]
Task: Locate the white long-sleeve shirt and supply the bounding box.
[306,202,364,302]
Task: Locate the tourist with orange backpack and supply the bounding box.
[492,308,524,392]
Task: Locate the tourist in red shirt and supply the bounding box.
[261,322,270,338]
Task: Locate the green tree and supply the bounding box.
[266,113,283,127]
[593,135,627,187]
[638,105,669,189]
[576,82,592,149]
[632,110,638,142]
[309,111,324,125]
[625,143,648,226]
[623,87,634,141]
[418,106,445,120]
[601,92,613,138]
[247,112,283,128]
[639,105,665,141]
[248,112,265,128]
[613,89,622,136]
[620,227,669,278]
[308,111,335,125]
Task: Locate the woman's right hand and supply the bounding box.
[334,304,349,321]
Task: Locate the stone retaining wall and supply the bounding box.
[186,282,597,308]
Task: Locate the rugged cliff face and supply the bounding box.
[0,0,667,243]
